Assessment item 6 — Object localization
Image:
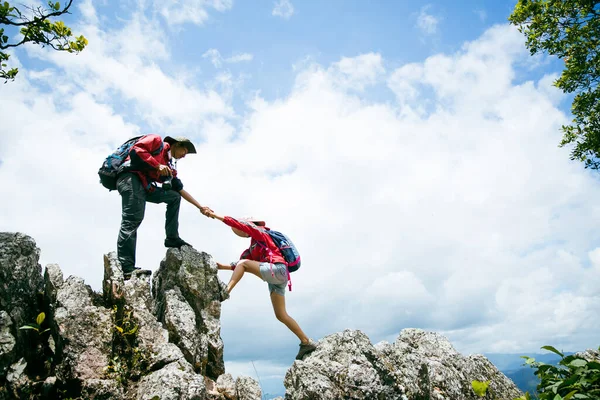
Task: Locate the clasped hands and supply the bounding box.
[199,206,214,218]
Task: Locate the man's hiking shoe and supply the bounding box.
[123,268,152,280]
[164,237,191,248]
[295,340,317,360]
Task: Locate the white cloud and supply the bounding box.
[203,49,254,68]
[272,0,294,20]
[475,8,487,22]
[203,48,223,68]
[156,0,233,25]
[226,53,254,63]
[1,11,599,393]
[327,53,385,91]
[23,5,232,134]
[416,5,440,35]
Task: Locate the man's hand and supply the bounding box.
[200,206,214,217]
[157,165,172,177]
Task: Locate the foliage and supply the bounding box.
[19,311,50,334]
[0,0,87,81]
[515,345,600,400]
[472,380,491,397]
[105,304,149,385]
[509,0,600,169]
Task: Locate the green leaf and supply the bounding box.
[564,390,579,400]
[54,1,60,10]
[471,380,490,397]
[115,326,123,333]
[19,325,39,331]
[36,312,45,326]
[569,359,587,368]
[525,357,537,365]
[587,361,600,370]
[542,345,564,357]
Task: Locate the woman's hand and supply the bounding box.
[200,206,214,217]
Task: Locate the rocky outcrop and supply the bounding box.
[0,232,259,400]
[151,248,227,379]
[0,233,44,376]
[284,329,524,400]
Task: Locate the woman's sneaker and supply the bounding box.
[295,339,317,360]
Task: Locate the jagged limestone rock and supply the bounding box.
[131,359,206,400]
[6,358,28,387]
[152,247,225,379]
[0,233,351,399]
[81,378,125,400]
[0,311,15,379]
[285,329,406,399]
[44,264,64,307]
[285,328,523,400]
[117,260,187,373]
[0,233,44,374]
[53,276,113,383]
[216,373,236,399]
[235,376,262,400]
[377,328,523,400]
[162,287,209,372]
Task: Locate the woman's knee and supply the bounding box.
[274,311,287,322]
[273,307,288,322]
[237,259,254,270]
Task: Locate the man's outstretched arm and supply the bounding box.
[179,189,213,216]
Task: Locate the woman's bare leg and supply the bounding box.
[270,292,309,344]
[226,259,263,293]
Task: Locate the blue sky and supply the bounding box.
[1,0,599,397]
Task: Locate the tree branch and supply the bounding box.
[0,0,73,27]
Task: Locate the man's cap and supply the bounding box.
[164,136,197,154]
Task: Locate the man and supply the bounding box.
[116,134,211,279]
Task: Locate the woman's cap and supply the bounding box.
[241,216,265,226]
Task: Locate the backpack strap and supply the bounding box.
[151,142,164,156]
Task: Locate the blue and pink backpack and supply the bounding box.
[265,230,301,272]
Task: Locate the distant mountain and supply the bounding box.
[504,367,539,394]
[485,352,565,371]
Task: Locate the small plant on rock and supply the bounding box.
[105,304,150,385]
[19,312,50,335]
[472,380,491,397]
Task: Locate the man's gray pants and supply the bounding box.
[117,173,181,271]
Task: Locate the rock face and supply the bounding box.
[152,248,226,379]
[0,233,260,400]
[284,329,524,400]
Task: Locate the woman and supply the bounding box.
[208,212,317,360]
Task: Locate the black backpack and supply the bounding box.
[98,136,162,191]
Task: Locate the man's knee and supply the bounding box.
[167,191,181,205]
[237,259,250,270]
[121,208,145,226]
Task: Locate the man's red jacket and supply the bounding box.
[127,134,183,192]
